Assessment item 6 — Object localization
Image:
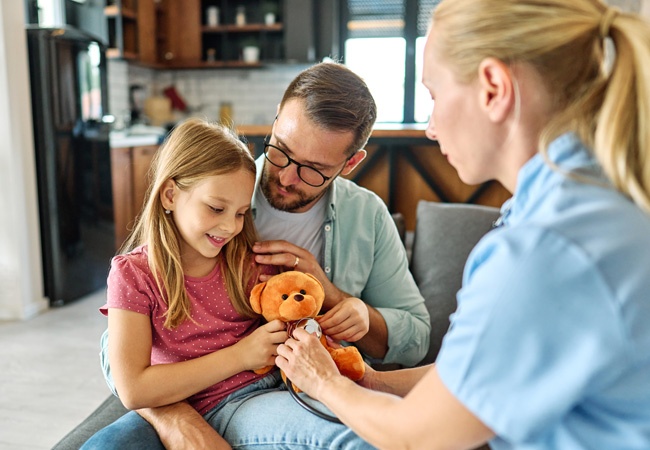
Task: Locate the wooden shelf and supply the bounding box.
[201,23,283,33]
[104,5,137,20]
[107,48,138,60]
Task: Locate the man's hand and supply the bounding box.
[253,240,347,308]
[138,402,231,449]
[317,297,369,342]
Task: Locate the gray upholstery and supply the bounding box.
[411,201,500,366]
[53,201,501,449]
[52,395,127,449]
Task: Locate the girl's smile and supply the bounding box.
[164,168,255,277]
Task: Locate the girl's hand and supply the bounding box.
[317,297,370,342]
[235,320,287,372]
[276,328,340,399]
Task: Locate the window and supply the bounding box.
[342,0,440,123]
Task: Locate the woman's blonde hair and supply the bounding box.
[433,0,650,211]
[121,118,260,328]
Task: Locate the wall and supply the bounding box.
[0,1,48,320]
[106,62,311,127]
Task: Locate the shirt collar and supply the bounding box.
[501,132,602,227]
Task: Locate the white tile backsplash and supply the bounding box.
[106,61,310,126]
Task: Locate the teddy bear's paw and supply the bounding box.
[254,365,275,375]
[281,371,303,393]
[331,347,366,381]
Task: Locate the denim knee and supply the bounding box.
[80,411,165,450]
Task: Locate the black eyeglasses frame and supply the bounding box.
[262,136,350,188]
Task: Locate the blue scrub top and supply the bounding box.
[436,133,650,449]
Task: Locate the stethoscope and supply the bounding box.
[284,318,342,424]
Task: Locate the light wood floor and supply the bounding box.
[0,289,111,449]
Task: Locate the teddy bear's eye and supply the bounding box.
[300,290,306,295]
[281,294,288,300]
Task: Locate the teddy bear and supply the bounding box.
[249,271,366,387]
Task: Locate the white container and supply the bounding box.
[265,12,276,25]
[207,6,219,26]
[243,46,260,63]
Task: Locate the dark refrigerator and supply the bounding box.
[26,26,115,306]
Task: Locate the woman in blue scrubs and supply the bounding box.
[276,1,650,449]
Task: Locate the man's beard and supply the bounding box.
[260,167,327,212]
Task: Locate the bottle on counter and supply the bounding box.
[220,102,233,125]
[235,6,246,26]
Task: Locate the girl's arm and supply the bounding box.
[277,330,495,450]
[109,309,285,410]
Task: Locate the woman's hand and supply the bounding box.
[276,328,341,399]
[317,297,369,342]
[235,319,287,372]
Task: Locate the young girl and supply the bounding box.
[83,118,285,450]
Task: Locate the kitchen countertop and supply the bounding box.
[109,123,431,149]
[236,122,429,139]
[109,126,168,148]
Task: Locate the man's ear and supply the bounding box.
[341,149,367,176]
[159,179,177,211]
[477,57,515,123]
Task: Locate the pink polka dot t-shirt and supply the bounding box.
[101,245,271,415]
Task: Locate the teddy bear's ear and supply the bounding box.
[250,281,267,313]
[304,272,324,291]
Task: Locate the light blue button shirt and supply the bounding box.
[252,157,431,366]
[437,133,650,449]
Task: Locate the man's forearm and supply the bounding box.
[354,305,389,359]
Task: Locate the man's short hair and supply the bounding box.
[280,62,377,156]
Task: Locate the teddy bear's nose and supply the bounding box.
[293,294,304,302]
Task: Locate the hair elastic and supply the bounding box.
[599,7,619,39]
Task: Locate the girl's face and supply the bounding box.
[165,168,254,277]
[422,28,500,185]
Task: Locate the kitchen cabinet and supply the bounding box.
[284,0,340,63]
[141,0,202,66]
[105,0,338,68]
[105,0,138,60]
[199,0,285,67]
[110,145,158,250]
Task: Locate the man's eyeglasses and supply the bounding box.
[263,136,346,187]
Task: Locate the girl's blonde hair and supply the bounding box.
[433,0,650,211]
[121,118,260,328]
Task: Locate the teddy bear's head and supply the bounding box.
[250,271,324,322]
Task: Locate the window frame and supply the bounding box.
[339,0,429,124]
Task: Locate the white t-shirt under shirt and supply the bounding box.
[253,183,327,265]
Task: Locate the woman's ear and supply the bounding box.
[341,149,367,176]
[477,57,515,123]
[159,179,177,211]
